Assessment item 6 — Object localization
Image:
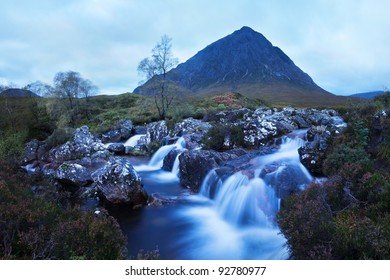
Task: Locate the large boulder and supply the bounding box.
[21,139,46,164]
[162,148,182,172]
[118,119,134,140]
[55,163,93,188]
[298,125,334,175]
[91,157,147,206]
[173,118,212,136]
[107,143,125,155]
[49,126,104,163]
[101,119,135,143]
[146,120,168,144]
[179,149,247,191]
[101,130,121,143]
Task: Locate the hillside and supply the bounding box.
[0,88,39,97]
[349,90,385,99]
[135,26,353,106]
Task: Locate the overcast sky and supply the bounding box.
[0,0,389,95]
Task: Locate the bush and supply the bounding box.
[278,184,333,259]
[0,161,127,259]
[0,130,28,161]
[202,124,244,152]
[45,128,73,151]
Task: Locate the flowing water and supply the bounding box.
[113,130,312,259]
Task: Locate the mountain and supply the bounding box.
[349,91,385,99]
[135,26,349,106]
[0,88,39,97]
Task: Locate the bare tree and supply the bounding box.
[24,80,54,97]
[138,35,178,120]
[52,71,98,125]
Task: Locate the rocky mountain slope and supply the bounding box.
[135,26,348,106]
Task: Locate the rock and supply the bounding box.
[107,143,125,155]
[148,193,175,207]
[174,118,212,137]
[55,163,92,188]
[21,139,46,164]
[91,157,147,206]
[262,163,312,198]
[118,119,134,140]
[49,126,104,163]
[298,125,334,175]
[179,148,248,192]
[162,148,182,171]
[146,120,168,144]
[291,115,310,128]
[101,119,134,143]
[49,141,75,162]
[134,126,147,135]
[102,130,122,143]
[370,109,390,148]
[73,126,96,146]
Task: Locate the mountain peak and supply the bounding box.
[135,27,337,106]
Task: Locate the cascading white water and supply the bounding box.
[177,130,312,259]
[134,137,186,172]
[199,169,222,198]
[124,134,145,147]
[171,152,182,177]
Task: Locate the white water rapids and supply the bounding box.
[119,130,313,259]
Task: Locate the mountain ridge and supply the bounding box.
[0,88,39,98]
[135,27,352,106]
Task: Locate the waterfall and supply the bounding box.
[135,137,186,172]
[124,134,145,147]
[171,152,182,177]
[199,169,222,198]
[177,130,312,259]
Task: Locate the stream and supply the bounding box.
[109,130,312,260]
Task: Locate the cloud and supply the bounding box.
[0,0,389,95]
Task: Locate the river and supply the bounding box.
[108,130,312,259]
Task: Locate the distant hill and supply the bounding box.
[349,91,385,99]
[135,26,352,107]
[0,88,39,97]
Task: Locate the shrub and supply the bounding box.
[45,128,73,151]
[0,161,127,260]
[277,184,333,259]
[323,144,371,176]
[202,124,244,151]
[0,130,28,161]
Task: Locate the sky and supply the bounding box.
[0,0,389,96]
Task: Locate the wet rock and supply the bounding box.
[49,126,104,163]
[179,148,248,192]
[162,148,182,172]
[262,163,312,198]
[148,193,175,207]
[146,120,168,144]
[21,139,46,164]
[107,143,125,155]
[91,157,147,206]
[101,119,134,143]
[298,125,334,175]
[55,163,93,188]
[173,117,212,136]
[102,130,121,143]
[118,119,134,140]
[134,126,147,135]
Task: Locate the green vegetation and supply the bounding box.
[202,124,244,152]
[0,161,127,259]
[278,92,390,259]
[2,71,389,260]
